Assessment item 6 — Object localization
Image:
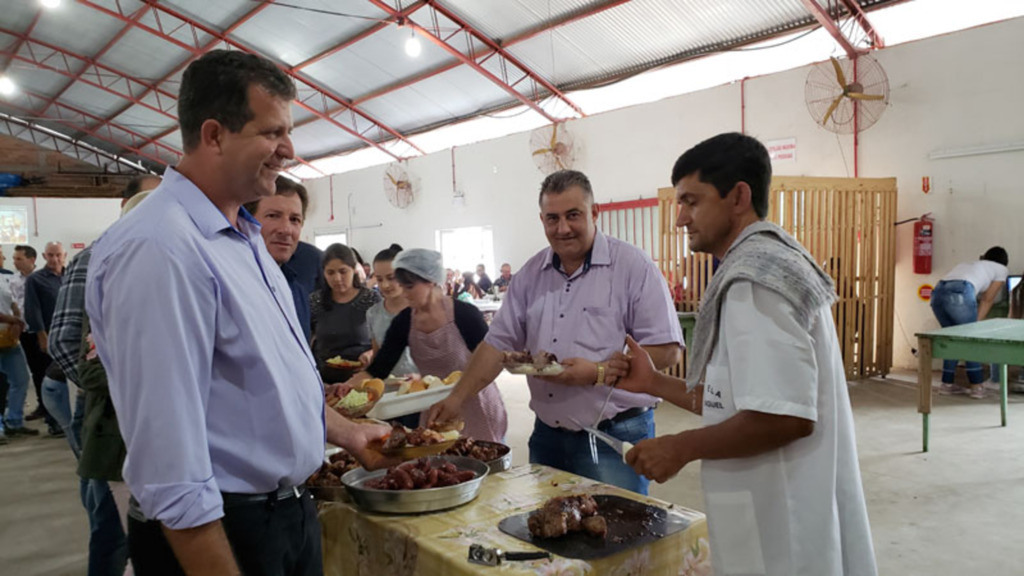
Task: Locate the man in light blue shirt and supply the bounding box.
[86,50,391,576]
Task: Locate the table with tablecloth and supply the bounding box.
[320,463,710,575]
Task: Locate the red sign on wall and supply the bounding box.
[72,242,85,249]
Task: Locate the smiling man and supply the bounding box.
[85,50,391,576]
[244,176,320,340]
[428,170,682,494]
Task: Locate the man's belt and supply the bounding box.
[221,485,306,507]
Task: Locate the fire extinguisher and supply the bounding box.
[913,215,934,274]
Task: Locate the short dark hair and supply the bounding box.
[671,132,772,218]
[178,50,296,152]
[374,244,403,264]
[538,170,594,206]
[981,246,1009,266]
[15,245,36,259]
[122,175,160,199]
[244,176,309,218]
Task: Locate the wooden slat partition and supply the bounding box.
[658,177,898,380]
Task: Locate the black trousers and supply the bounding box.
[128,491,322,576]
[20,332,55,425]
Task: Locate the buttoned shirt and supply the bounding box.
[281,241,321,341]
[9,272,28,315]
[485,232,682,429]
[86,167,325,530]
[24,266,63,333]
[49,247,91,383]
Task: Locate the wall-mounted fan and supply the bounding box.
[530,123,576,174]
[805,55,889,134]
[383,163,414,209]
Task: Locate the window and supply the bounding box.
[436,226,494,279]
[313,231,347,251]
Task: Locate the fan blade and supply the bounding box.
[847,92,885,101]
[830,57,847,89]
[387,173,398,186]
[532,148,553,156]
[822,95,843,126]
[555,154,565,170]
[550,124,558,150]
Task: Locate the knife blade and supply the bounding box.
[571,418,634,463]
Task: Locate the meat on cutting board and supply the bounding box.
[527,495,607,539]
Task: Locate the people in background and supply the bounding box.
[85,49,392,576]
[12,244,50,427]
[349,249,508,442]
[1010,273,1024,391]
[244,176,318,339]
[476,264,492,293]
[0,246,11,275]
[24,241,66,437]
[0,270,35,444]
[48,181,158,576]
[615,132,876,576]
[364,244,418,378]
[310,243,381,383]
[494,262,513,292]
[930,246,1009,398]
[352,247,376,291]
[455,271,483,301]
[428,170,682,495]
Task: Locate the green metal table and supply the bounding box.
[915,318,1024,452]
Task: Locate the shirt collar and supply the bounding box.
[543,231,611,275]
[164,167,262,241]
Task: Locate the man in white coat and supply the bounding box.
[614,132,877,576]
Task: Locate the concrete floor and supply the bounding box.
[2,370,1022,575]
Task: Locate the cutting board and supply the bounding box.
[497,495,691,560]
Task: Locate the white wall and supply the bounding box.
[298,17,1024,370]
[0,196,123,266]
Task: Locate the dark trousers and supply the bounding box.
[20,331,56,425]
[128,491,322,576]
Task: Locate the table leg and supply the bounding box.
[918,337,933,452]
[1001,364,1008,427]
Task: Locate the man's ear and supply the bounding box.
[732,181,754,214]
[199,119,225,153]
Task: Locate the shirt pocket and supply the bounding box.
[577,306,623,356]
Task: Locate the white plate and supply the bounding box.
[366,385,455,420]
[504,363,564,376]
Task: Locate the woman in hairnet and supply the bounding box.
[345,249,507,442]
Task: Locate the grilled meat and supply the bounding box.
[527,495,606,539]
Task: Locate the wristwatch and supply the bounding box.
[596,363,606,386]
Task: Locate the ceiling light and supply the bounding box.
[40,0,61,8]
[0,76,16,96]
[405,34,422,58]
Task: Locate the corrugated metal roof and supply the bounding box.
[0,0,912,174]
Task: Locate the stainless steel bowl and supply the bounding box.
[483,443,512,474]
[341,455,489,514]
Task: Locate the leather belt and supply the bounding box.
[221,485,306,508]
[601,406,652,427]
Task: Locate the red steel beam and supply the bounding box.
[0,112,150,174]
[367,0,583,124]
[799,0,864,58]
[838,0,885,48]
[83,0,424,160]
[33,5,152,117]
[293,1,426,71]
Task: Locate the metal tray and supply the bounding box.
[498,495,691,560]
[341,455,489,514]
[443,440,512,474]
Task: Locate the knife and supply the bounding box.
[571,418,634,463]
[467,544,550,566]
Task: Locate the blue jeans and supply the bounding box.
[528,409,655,495]
[41,376,84,456]
[931,280,984,384]
[0,345,31,429]
[80,478,128,576]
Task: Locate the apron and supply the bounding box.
[409,299,507,443]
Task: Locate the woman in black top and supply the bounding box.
[310,243,380,383]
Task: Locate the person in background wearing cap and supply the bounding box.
[47,177,158,576]
[344,248,508,442]
[427,170,682,494]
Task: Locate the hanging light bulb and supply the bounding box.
[404,31,422,58]
[0,76,16,96]
[40,0,62,8]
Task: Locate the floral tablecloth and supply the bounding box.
[320,464,710,576]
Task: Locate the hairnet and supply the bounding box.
[392,248,445,286]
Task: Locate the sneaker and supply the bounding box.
[939,383,968,396]
[5,426,39,437]
[47,425,65,438]
[969,385,987,400]
[25,408,46,422]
